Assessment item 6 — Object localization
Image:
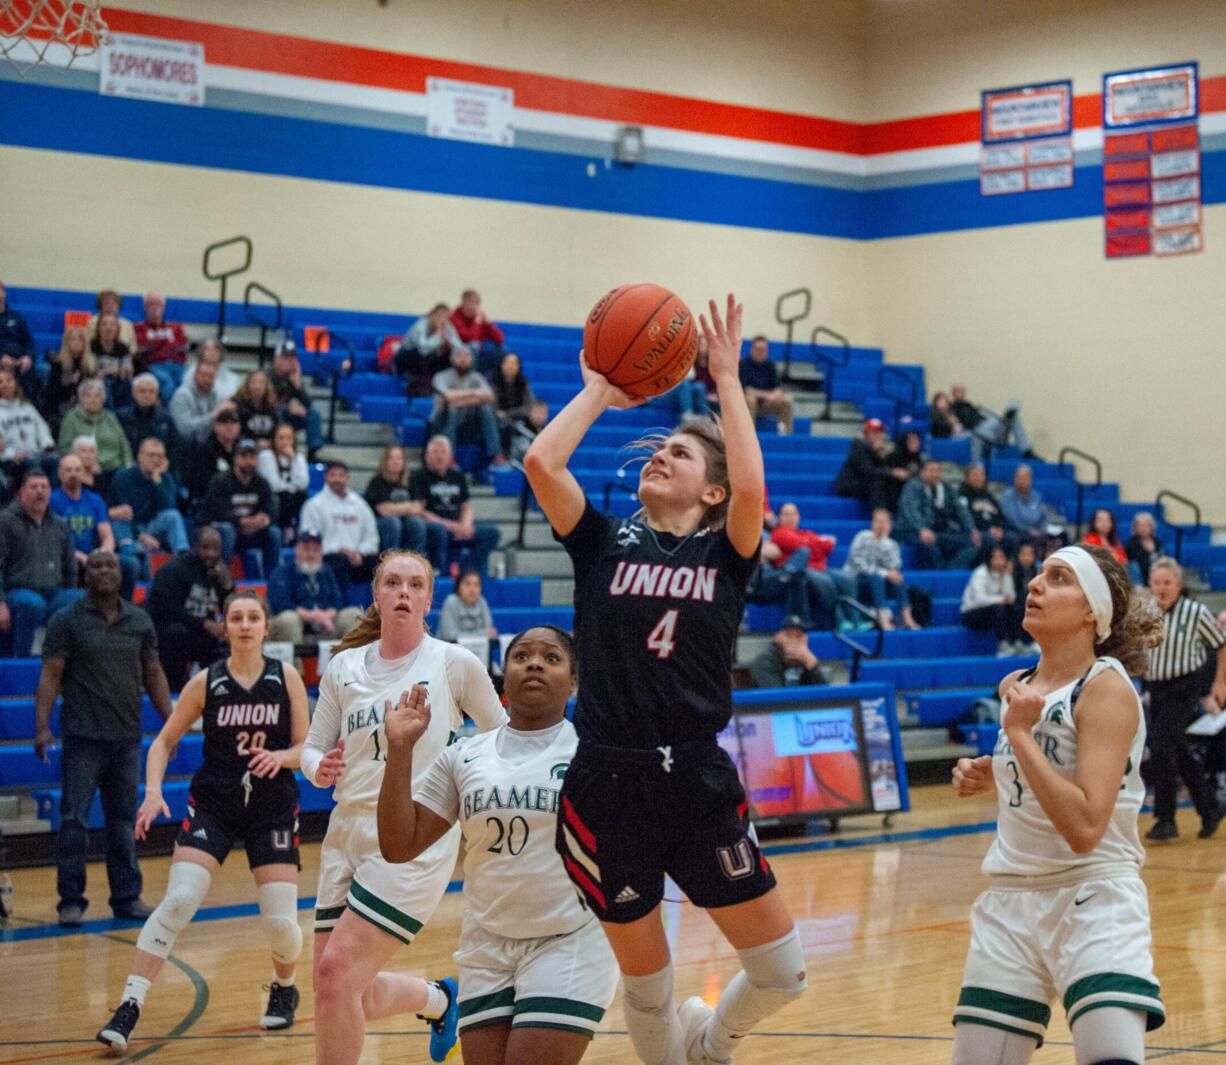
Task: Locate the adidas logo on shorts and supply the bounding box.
[614,886,640,904]
[192,828,208,840]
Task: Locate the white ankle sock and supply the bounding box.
[123,975,151,1007]
[420,980,450,1021]
[272,972,295,988]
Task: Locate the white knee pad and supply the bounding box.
[739,927,808,1000]
[136,861,211,960]
[258,881,303,966]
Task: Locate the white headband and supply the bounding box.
[1048,546,1113,641]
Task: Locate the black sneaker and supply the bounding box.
[1146,820,1178,841]
[1199,806,1224,839]
[261,982,300,1029]
[97,999,141,1053]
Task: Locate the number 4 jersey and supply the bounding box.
[557,501,759,749]
[415,719,588,940]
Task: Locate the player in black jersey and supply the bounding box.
[97,590,310,1054]
[525,295,808,1065]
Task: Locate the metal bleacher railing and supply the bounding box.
[1155,488,1201,564]
[201,234,253,337]
[1057,446,1103,539]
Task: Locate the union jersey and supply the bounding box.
[557,502,758,748]
[983,656,1146,880]
[194,656,295,806]
[416,720,589,940]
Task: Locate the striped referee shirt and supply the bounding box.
[1147,595,1226,681]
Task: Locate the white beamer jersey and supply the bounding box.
[306,635,506,812]
[415,719,591,940]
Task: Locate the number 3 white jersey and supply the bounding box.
[305,635,506,812]
[415,719,589,940]
[983,656,1147,881]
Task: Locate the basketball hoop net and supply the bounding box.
[0,0,108,75]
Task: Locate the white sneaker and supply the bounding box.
[677,996,732,1065]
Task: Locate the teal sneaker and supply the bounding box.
[426,977,459,1061]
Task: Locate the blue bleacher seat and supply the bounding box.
[907,688,995,726]
[860,653,1037,690]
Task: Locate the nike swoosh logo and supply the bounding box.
[1074,894,1095,906]
[343,681,357,687]
[463,756,478,763]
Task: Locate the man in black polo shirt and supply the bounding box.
[33,550,173,926]
[409,434,500,576]
[738,334,793,434]
[200,437,279,578]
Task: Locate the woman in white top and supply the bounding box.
[301,549,506,1065]
[950,544,1165,1064]
[379,625,619,1064]
[257,422,310,541]
[960,544,1025,655]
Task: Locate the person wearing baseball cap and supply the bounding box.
[750,614,828,689]
[199,435,280,578]
[833,417,900,512]
[266,528,363,661]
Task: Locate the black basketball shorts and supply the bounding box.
[555,741,776,924]
[176,788,301,870]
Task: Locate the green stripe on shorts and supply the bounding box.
[513,997,606,1023]
[346,879,423,944]
[1064,973,1164,1028]
[458,988,517,1019]
[953,987,1051,1046]
[315,905,345,924]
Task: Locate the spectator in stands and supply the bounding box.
[234,369,278,447]
[439,570,498,644]
[834,418,900,512]
[0,282,35,378]
[450,289,507,378]
[769,502,856,630]
[257,422,309,542]
[118,373,174,456]
[365,444,427,554]
[184,406,240,505]
[950,382,1038,461]
[298,459,379,595]
[959,462,1016,557]
[59,379,132,490]
[999,464,1048,544]
[692,335,720,413]
[396,302,466,397]
[200,438,279,578]
[86,289,137,350]
[960,544,1024,656]
[410,434,500,577]
[108,437,188,580]
[269,344,323,458]
[738,334,793,434]
[928,390,967,441]
[90,313,134,409]
[844,508,920,630]
[884,420,924,512]
[746,540,810,626]
[170,352,228,445]
[71,437,103,491]
[492,353,545,457]
[183,338,241,402]
[146,525,233,691]
[45,326,96,430]
[896,459,979,569]
[750,615,827,689]
[0,468,82,656]
[1082,507,1128,566]
[50,452,135,597]
[1126,511,1165,586]
[266,528,362,651]
[134,292,188,398]
[0,364,56,485]
[35,549,171,926]
[431,345,509,469]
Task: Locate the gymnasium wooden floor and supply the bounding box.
[2,785,1224,1064]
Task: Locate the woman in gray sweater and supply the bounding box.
[843,507,920,630]
[438,570,498,644]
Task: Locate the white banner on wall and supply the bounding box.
[1104,63,1198,128]
[99,33,205,106]
[426,77,514,146]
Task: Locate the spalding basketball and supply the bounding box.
[583,283,698,398]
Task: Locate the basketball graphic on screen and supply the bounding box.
[583,283,698,398]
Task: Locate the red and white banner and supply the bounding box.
[1104,64,1198,128]
[1102,121,1202,259]
[979,81,1073,195]
[99,32,204,107]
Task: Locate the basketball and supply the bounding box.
[583,283,699,398]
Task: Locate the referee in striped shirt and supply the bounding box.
[1144,557,1226,840]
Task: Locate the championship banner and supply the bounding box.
[426,77,515,146]
[980,81,1073,195]
[1101,64,1200,258]
[99,32,205,106]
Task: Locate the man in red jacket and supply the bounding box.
[769,502,856,630]
[134,292,188,400]
[450,289,506,378]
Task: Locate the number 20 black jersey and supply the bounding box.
[557,502,758,749]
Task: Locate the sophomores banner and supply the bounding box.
[1102,63,1201,258]
[99,33,205,107]
[980,81,1073,196]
